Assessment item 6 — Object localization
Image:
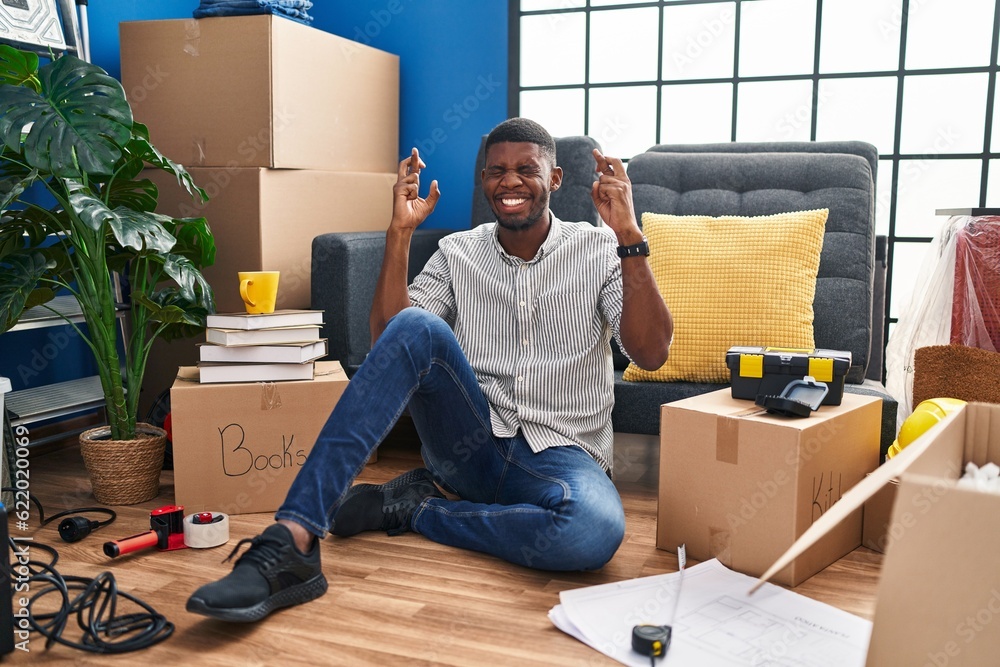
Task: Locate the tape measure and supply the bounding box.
[632,624,672,664]
[182,512,230,549]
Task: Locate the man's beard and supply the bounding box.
[496,215,539,232]
[494,200,548,231]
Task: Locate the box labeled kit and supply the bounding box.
[657,388,881,586]
[169,360,349,515]
[726,346,852,405]
[120,16,399,172]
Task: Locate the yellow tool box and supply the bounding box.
[725,346,852,406]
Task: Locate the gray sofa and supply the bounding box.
[312,139,897,458]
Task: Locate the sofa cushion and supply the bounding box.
[623,209,828,383]
[613,372,726,435]
[627,149,875,384]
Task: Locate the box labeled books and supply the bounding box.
[170,361,349,514]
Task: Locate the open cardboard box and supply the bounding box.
[752,402,1000,666]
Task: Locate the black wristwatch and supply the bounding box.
[617,237,650,258]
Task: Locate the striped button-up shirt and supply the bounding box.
[408,214,626,472]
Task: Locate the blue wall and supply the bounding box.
[312,1,508,229]
[0,1,508,391]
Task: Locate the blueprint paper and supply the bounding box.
[550,559,871,666]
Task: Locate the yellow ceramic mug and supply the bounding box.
[239,271,280,314]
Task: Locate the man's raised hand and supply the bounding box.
[392,147,441,230]
[590,148,640,238]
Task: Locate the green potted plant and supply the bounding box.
[0,46,215,504]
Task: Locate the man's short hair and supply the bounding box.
[484,118,556,165]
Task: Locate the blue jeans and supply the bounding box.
[275,307,626,571]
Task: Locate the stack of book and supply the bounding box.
[199,309,327,384]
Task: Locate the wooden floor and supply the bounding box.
[9,436,883,666]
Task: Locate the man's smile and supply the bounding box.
[496,195,531,214]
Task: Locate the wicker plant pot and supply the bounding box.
[79,422,166,505]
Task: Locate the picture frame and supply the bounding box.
[0,0,71,52]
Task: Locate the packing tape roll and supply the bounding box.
[183,512,230,549]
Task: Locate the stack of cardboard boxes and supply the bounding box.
[119,16,396,512]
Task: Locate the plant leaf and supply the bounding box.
[0,53,132,178]
[164,216,216,268]
[66,186,176,253]
[0,251,56,332]
[0,45,39,91]
[139,289,210,341]
[160,253,215,311]
[127,124,208,202]
[0,168,37,210]
[106,177,158,213]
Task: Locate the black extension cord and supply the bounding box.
[6,493,174,652]
[12,540,174,653]
[1,487,116,543]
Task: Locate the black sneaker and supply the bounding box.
[186,523,327,622]
[331,468,444,537]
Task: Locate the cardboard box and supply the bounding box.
[147,167,395,312]
[860,476,898,553]
[867,404,1000,666]
[169,360,349,515]
[120,16,399,172]
[754,402,1000,666]
[657,388,881,586]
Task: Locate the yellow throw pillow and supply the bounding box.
[623,209,829,383]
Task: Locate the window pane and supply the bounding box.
[993,86,1000,152]
[876,159,894,237]
[521,0,585,9]
[661,83,733,144]
[735,80,813,142]
[895,159,982,237]
[588,86,658,159]
[815,77,897,155]
[590,7,660,84]
[662,2,737,81]
[820,0,901,73]
[739,0,816,77]
[889,241,935,320]
[905,0,995,70]
[591,0,656,6]
[519,89,586,138]
[899,74,988,154]
[985,159,1000,207]
[520,13,586,87]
